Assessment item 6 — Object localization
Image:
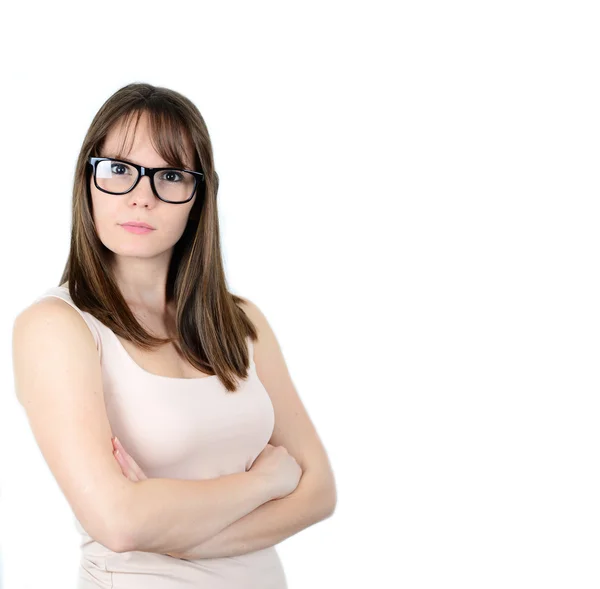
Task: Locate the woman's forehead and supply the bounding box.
[103,114,195,168]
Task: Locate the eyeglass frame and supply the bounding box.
[87,156,205,204]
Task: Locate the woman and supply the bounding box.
[12,82,336,588]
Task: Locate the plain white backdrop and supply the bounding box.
[1,1,599,588]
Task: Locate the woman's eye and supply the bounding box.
[111,163,131,175]
[160,170,183,183]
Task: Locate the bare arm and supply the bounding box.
[12,299,275,555]
[13,300,131,552]
[124,471,274,554]
[167,466,336,559]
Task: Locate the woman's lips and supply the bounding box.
[121,224,154,234]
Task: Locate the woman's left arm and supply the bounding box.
[169,299,337,559]
[168,465,335,559]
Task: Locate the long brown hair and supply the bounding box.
[59,82,256,392]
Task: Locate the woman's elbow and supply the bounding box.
[85,485,138,553]
[109,527,136,554]
[109,497,139,553]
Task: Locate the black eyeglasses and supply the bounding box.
[88,156,205,204]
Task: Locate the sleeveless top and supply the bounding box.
[33,285,287,589]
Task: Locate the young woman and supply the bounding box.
[12,82,336,588]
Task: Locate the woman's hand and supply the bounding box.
[248,443,302,500]
[111,436,147,482]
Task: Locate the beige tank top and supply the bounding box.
[33,285,286,589]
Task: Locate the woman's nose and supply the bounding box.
[128,174,156,205]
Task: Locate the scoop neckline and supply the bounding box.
[110,329,220,383]
[56,285,220,383]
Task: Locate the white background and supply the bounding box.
[1,1,599,588]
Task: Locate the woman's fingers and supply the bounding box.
[112,436,148,481]
[114,447,139,482]
[114,437,147,480]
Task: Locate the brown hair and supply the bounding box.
[59,82,256,392]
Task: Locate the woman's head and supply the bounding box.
[90,109,200,267]
[71,83,217,284]
[60,82,256,392]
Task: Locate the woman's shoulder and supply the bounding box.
[21,281,102,352]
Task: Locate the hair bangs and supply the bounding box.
[100,106,194,172]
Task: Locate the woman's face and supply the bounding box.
[90,112,197,260]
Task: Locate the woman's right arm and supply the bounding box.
[12,298,275,555]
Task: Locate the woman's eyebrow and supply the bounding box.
[102,153,127,161]
[104,154,175,168]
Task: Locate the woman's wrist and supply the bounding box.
[245,469,276,504]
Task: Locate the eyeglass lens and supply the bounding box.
[95,159,196,203]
